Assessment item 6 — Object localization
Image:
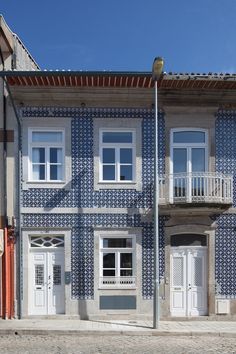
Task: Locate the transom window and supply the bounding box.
[100,235,135,282]
[100,130,135,182]
[30,236,64,248]
[29,129,64,182]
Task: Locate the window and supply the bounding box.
[29,129,64,182]
[100,235,136,287]
[170,129,208,201]
[100,130,135,182]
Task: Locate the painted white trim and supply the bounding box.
[170,128,208,174]
[99,128,136,183]
[28,128,65,182]
[99,234,136,288]
[170,128,208,203]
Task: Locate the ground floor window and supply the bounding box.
[99,235,136,288]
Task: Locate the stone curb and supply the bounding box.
[0,329,235,338]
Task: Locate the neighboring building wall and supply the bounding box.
[14,36,39,71]
[0,15,39,318]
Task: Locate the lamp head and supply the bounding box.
[152,57,164,80]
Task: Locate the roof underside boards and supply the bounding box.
[3,71,236,90]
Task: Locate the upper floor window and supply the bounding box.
[171,129,208,174]
[29,129,65,182]
[99,129,135,182]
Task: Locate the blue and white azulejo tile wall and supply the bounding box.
[215,110,236,298]
[21,107,166,300]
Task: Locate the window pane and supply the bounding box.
[33,165,45,180]
[120,270,132,276]
[173,149,187,173]
[192,148,205,172]
[103,165,115,180]
[120,253,132,268]
[103,270,115,276]
[103,253,115,268]
[103,238,132,248]
[32,148,45,163]
[50,148,62,163]
[50,165,62,180]
[103,148,115,163]
[102,132,132,143]
[32,131,63,143]
[120,165,132,180]
[173,131,205,143]
[120,148,132,163]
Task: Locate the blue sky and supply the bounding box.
[1,0,236,73]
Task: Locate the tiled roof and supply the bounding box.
[2,71,236,90]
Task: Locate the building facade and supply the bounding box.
[2,71,236,319]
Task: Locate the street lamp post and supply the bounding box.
[152,57,164,329]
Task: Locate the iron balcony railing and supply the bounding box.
[159,172,233,205]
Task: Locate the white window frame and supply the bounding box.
[28,128,65,182]
[99,234,136,288]
[170,128,208,203]
[99,128,136,183]
[170,128,208,174]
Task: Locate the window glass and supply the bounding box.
[33,165,45,180]
[102,132,133,143]
[103,253,115,268]
[50,165,62,180]
[50,148,62,163]
[103,165,115,180]
[32,131,63,143]
[192,148,205,172]
[173,131,205,143]
[120,165,132,180]
[103,238,132,248]
[173,149,187,173]
[120,148,132,163]
[120,253,132,268]
[103,148,115,163]
[32,148,45,163]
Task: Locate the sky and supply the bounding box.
[1,0,236,73]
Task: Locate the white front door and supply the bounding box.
[170,247,207,316]
[29,249,65,315]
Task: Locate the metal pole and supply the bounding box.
[153,79,159,329]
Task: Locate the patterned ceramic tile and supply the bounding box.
[21,107,166,300]
[215,111,236,298]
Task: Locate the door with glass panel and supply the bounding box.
[29,236,65,315]
[170,234,207,317]
[171,129,207,202]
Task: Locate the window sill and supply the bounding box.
[95,181,141,191]
[22,180,71,190]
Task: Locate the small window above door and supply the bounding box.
[171,234,207,247]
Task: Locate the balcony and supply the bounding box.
[159,172,233,208]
